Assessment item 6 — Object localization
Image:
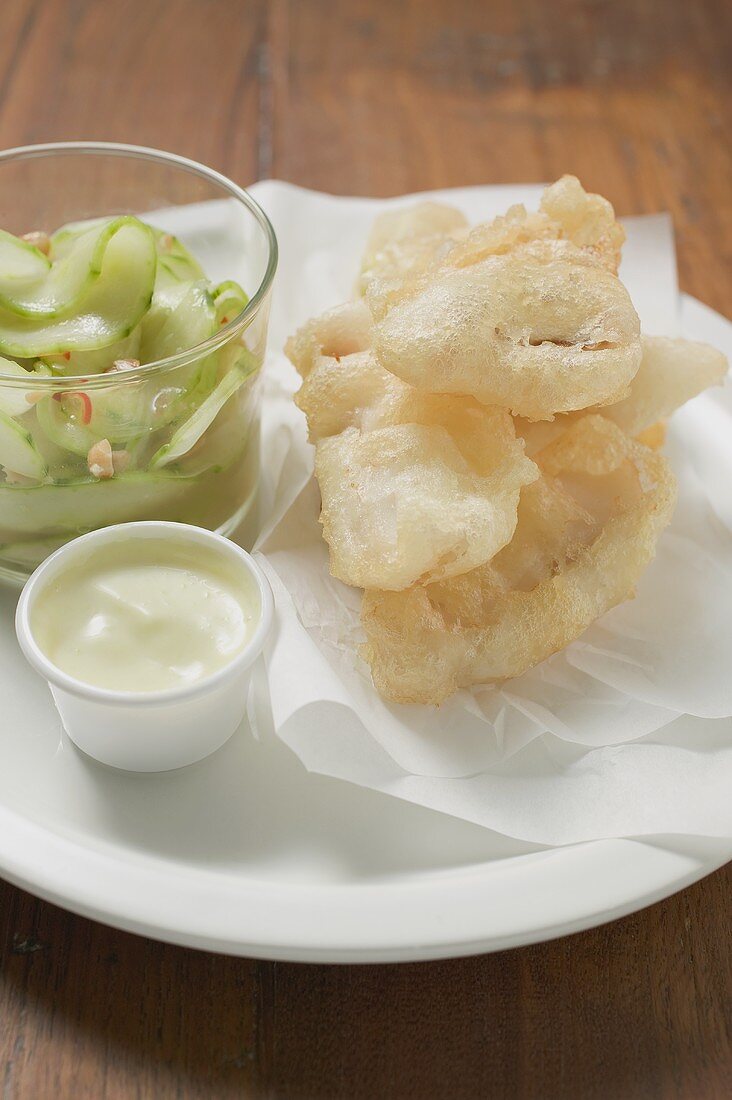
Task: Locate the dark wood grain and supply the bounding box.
[2,866,731,1099]
[267,0,732,316]
[0,1,730,1097]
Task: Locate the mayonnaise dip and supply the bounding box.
[30,538,259,693]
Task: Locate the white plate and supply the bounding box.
[0,290,730,963]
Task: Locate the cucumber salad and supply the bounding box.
[0,216,262,574]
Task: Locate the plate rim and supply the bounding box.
[0,287,730,963]
[0,792,729,962]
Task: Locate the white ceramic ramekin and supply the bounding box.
[15,522,274,772]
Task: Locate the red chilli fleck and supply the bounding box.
[53,390,93,424]
[62,351,71,361]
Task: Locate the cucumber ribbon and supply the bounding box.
[0,218,156,357]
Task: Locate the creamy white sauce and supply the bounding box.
[31,539,259,692]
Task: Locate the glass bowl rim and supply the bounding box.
[0,141,278,389]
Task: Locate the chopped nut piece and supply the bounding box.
[87,439,114,479]
[111,449,130,475]
[21,230,51,255]
[109,358,141,372]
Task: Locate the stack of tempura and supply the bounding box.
[286,177,727,705]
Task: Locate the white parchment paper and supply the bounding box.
[247,181,732,845]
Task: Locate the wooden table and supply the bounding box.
[1,1,730,1096]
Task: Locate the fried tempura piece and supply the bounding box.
[298,346,510,443]
[285,299,372,379]
[368,177,641,421]
[597,335,727,436]
[437,177,623,280]
[358,201,468,305]
[316,401,538,591]
[297,343,541,591]
[516,335,728,454]
[373,240,641,421]
[539,174,625,272]
[291,307,538,593]
[295,350,409,441]
[361,416,677,704]
[367,176,626,324]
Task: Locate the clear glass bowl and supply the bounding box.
[0,142,277,582]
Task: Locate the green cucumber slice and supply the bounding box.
[186,282,249,394]
[138,231,206,350]
[0,358,51,417]
[0,410,48,480]
[0,470,200,535]
[213,279,249,326]
[35,383,155,455]
[140,278,191,349]
[142,280,216,362]
[27,415,84,480]
[43,327,142,376]
[186,282,251,398]
[0,230,51,284]
[175,388,257,476]
[50,217,107,260]
[34,397,94,457]
[152,228,205,284]
[0,219,156,357]
[150,352,257,468]
[34,366,194,460]
[0,216,154,319]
